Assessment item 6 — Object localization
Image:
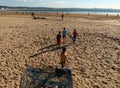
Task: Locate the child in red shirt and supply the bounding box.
[73,29,78,43]
[56,31,61,47]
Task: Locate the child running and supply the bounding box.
[56,31,61,47]
[62,27,67,43]
[73,29,78,43]
[60,47,68,68]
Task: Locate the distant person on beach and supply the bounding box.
[61,14,64,20]
[60,47,68,68]
[31,12,34,16]
[31,12,36,19]
[56,31,61,47]
[73,29,78,43]
[62,27,67,43]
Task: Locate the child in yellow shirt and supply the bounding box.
[60,47,68,68]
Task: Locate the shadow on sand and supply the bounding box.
[29,43,73,58]
[20,66,72,88]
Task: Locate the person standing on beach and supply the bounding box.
[62,27,67,43]
[56,31,61,47]
[61,14,64,20]
[60,47,68,68]
[73,29,78,43]
[31,12,34,16]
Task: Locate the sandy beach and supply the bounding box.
[0,13,120,88]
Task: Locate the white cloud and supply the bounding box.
[17,0,43,2]
[17,0,33,2]
[46,1,67,7]
[52,1,66,5]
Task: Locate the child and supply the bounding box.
[56,31,61,47]
[60,47,68,68]
[62,27,67,43]
[73,29,78,43]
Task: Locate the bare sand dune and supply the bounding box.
[0,14,120,88]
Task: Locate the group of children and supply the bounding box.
[56,27,78,47]
[56,27,78,68]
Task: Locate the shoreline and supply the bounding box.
[0,11,120,20]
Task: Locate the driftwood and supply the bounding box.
[31,13,46,20]
[32,16,46,19]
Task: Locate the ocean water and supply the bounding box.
[1,8,120,15]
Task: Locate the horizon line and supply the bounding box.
[0,5,120,10]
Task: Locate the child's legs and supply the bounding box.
[63,36,66,43]
[61,61,65,67]
[73,36,76,42]
[57,39,61,46]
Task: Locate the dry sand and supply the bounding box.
[0,13,120,88]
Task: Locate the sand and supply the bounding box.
[0,13,120,88]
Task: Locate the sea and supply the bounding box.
[0,8,120,15]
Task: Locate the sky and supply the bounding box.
[0,0,120,9]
